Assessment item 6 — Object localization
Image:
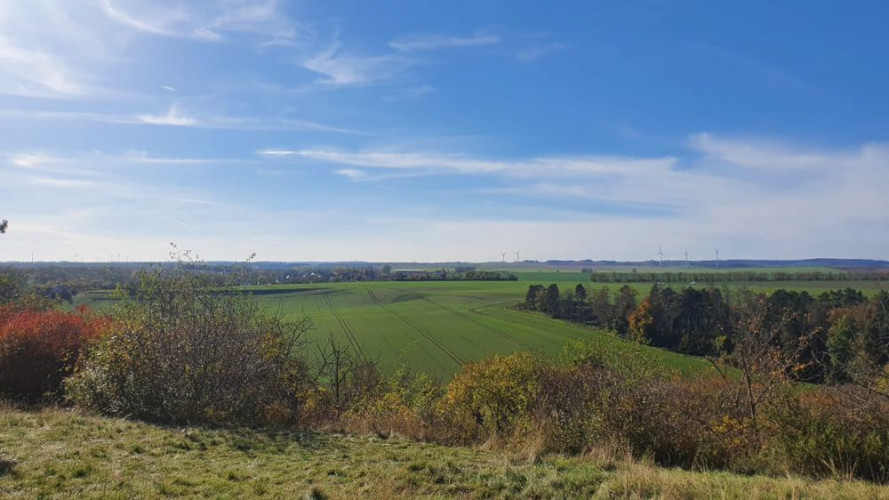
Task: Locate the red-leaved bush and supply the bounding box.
[0,305,108,399]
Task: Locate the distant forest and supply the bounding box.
[587,270,889,283]
[525,282,889,388]
[0,264,516,301]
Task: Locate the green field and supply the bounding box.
[72,271,889,380]
[238,280,720,380]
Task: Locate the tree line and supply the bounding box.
[587,270,889,283]
[524,283,889,389]
[0,264,517,290]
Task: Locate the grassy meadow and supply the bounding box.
[3,406,888,499]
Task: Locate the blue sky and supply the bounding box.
[2,0,888,262]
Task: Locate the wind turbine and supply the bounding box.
[514,249,520,263]
[657,246,664,267]
[715,248,720,270]
[685,248,689,268]
[501,252,507,263]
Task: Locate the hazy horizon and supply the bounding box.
[3,256,888,267]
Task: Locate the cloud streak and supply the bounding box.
[1,108,361,134]
[0,36,90,98]
[389,32,500,52]
[260,148,679,179]
[516,42,571,62]
[98,0,296,42]
[253,135,889,256]
[300,44,410,86]
[137,104,197,126]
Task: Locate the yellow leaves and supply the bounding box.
[709,414,754,452]
[445,353,544,433]
[628,298,655,345]
[875,364,889,394]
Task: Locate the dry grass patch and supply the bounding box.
[1,407,887,499]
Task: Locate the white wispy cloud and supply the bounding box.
[301,44,409,86]
[5,135,888,261]
[137,104,198,126]
[282,135,888,196]
[118,151,250,166]
[0,36,89,98]
[8,153,62,169]
[97,0,296,42]
[1,108,361,133]
[4,151,99,176]
[0,3,111,98]
[0,148,259,261]
[389,32,500,52]
[3,149,253,176]
[336,137,889,261]
[516,42,571,62]
[97,0,187,37]
[28,176,103,190]
[262,148,678,177]
[256,149,298,157]
[0,1,299,100]
[172,197,244,209]
[689,132,845,171]
[253,135,889,256]
[335,169,367,181]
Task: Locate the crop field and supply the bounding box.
[72,270,889,380]
[251,280,703,380]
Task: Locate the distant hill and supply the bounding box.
[540,258,889,269]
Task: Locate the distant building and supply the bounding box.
[393,269,427,277]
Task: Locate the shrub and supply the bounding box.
[766,387,889,482]
[66,263,311,425]
[308,337,385,418]
[293,336,889,484]
[0,305,107,399]
[445,352,545,438]
[532,362,709,467]
[332,365,460,443]
[661,376,763,470]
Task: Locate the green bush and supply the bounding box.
[445,352,545,438]
[66,264,310,425]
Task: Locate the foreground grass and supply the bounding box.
[1,408,887,499]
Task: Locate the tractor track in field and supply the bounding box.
[469,302,581,342]
[419,297,539,353]
[323,292,367,359]
[383,307,465,366]
[366,290,464,366]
